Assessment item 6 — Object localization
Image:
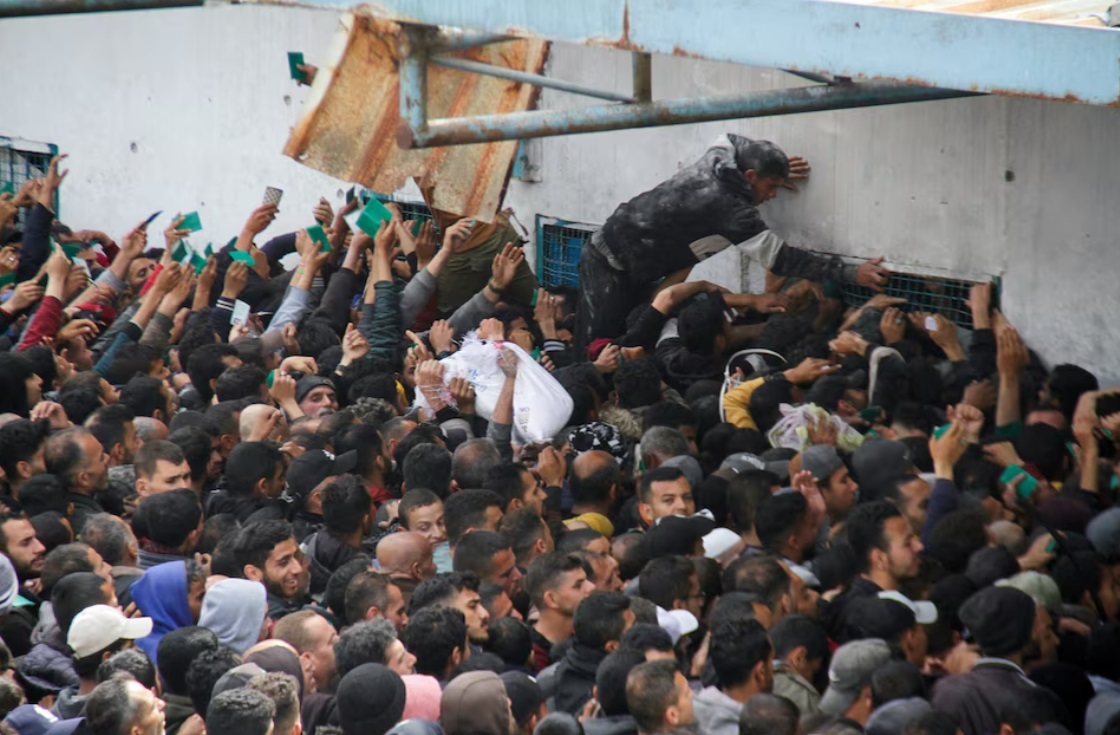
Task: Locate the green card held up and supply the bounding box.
[62,242,82,259]
[190,252,209,275]
[288,52,308,83]
[178,212,203,233]
[172,241,191,263]
[0,273,15,289]
[306,225,331,252]
[355,198,393,238]
[230,250,256,266]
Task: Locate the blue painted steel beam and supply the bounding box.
[396,82,977,148]
[398,28,430,135]
[282,0,1120,106]
[0,0,200,15]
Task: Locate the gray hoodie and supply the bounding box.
[197,579,268,654]
[692,686,743,735]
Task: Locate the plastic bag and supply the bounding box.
[766,403,865,454]
[413,334,573,444]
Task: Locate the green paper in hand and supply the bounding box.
[230,250,256,266]
[172,241,191,263]
[288,52,308,83]
[355,198,393,238]
[0,273,14,289]
[306,225,331,253]
[178,212,203,233]
[62,242,82,259]
[190,252,209,275]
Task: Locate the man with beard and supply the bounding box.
[233,520,311,621]
[626,659,697,735]
[296,376,338,419]
[409,572,492,647]
[0,515,46,654]
[44,427,109,534]
[693,618,774,735]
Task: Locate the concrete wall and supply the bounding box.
[1,6,1118,381]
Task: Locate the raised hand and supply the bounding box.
[498,347,519,378]
[593,344,621,374]
[828,330,869,358]
[490,241,524,292]
[450,377,475,415]
[6,281,43,313]
[243,203,279,238]
[341,323,370,363]
[856,256,890,292]
[784,357,839,384]
[780,156,811,191]
[313,197,333,226]
[221,261,248,299]
[443,218,475,252]
[164,215,190,249]
[428,320,455,354]
[880,307,906,344]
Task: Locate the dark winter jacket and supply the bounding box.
[552,643,609,715]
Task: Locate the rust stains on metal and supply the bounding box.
[283,11,547,221]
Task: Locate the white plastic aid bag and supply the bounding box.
[766,402,865,454]
[414,335,573,444]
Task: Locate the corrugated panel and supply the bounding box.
[282,13,548,222]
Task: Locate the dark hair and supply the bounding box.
[205,400,244,439]
[569,455,619,508]
[323,476,372,535]
[157,626,220,695]
[399,489,442,530]
[927,509,988,574]
[639,466,688,505]
[620,624,674,656]
[525,552,585,609]
[484,463,532,510]
[105,343,160,386]
[59,390,103,426]
[332,424,386,480]
[81,513,133,567]
[188,343,241,404]
[453,531,511,579]
[444,489,504,546]
[232,520,295,573]
[903,712,961,735]
[614,534,649,582]
[30,512,71,552]
[134,440,187,482]
[846,501,903,573]
[409,572,480,616]
[740,693,800,735]
[297,320,341,358]
[638,555,695,611]
[97,649,157,691]
[186,647,243,719]
[119,376,168,419]
[769,614,829,662]
[614,360,662,409]
[344,571,392,627]
[206,688,276,735]
[225,442,284,496]
[736,139,790,178]
[76,637,131,679]
[626,659,681,734]
[727,471,779,535]
[721,555,789,612]
[43,428,92,488]
[755,492,809,553]
[246,671,301,735]
[214,365,267,403]
[19,474,68,517]
[168,427,212,485]
[749,380,794,434]
[0,419,50,480]
[402,443,453,499]
[556,528,604,556]
[573,591,631,650]
[52,571,109,634]
[347,372,399,406]
[85,676,144,735]
[534,713,584,735]
[42,543,96,597]
[404,605,467,678]
[596,650,648,717]
[0,353,37,417]
[710,617,772,689]
[500,508,548,565]
[871,660,926,707]
[1046,364,1098,420]
[326,556,373,621]
[134,490,201,548]
[198,514,240,556]
[334,618,398,678]
[86,405,136,457]
[24,345,58,392]
[486,616,532,668]
[642,402,696,435]
[451,439,502,491]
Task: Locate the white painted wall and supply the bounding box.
[1,6,1118,381]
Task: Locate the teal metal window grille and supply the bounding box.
[840,266,997,330]
[536,216,596,289]
[0,138,58,226]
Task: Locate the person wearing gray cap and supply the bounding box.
[813,638,892,735]
[799,445,859,525]
[930,587,1071,735]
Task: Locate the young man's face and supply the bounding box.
[385,638,417,677]
[302,613,339,691]
[139,459,192,497]
[642,477,695,523]
[745,171,785,205]
[454,588,491,643]
[384,583,409,633]
[549,567,596,616]
[883,516,923,581]
[896,477,931,533]
[79,432,110,492]
[823,466,859,519]
[258,537,310,601]
[518,470,547,515]
[187,575,206,622]
[487,548,523,598]
[127,679,166,735]
[406,501,447,548]
[120,423,141,465]
[2,518,46,578]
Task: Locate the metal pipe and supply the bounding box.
[0,0,200,15]
[431,29,514,52]
[783,69,834,85]
[632,53,652,102]
[397,82,978,148]
[430,56,636,103]
[398,28,430,135]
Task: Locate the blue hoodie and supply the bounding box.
[129,561,193,664]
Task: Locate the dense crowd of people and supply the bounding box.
[0,137,1115,735]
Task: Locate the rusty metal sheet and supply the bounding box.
[283,13,547,222]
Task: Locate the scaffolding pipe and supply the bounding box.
[397,82,978,148]
[0,0,200,15]
[399,30,430,135]
[430,29,514,52]
[430,56,637,103]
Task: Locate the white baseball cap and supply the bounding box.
[67,605,153,659]
[878,590,938,625]
[656,607,699,644]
